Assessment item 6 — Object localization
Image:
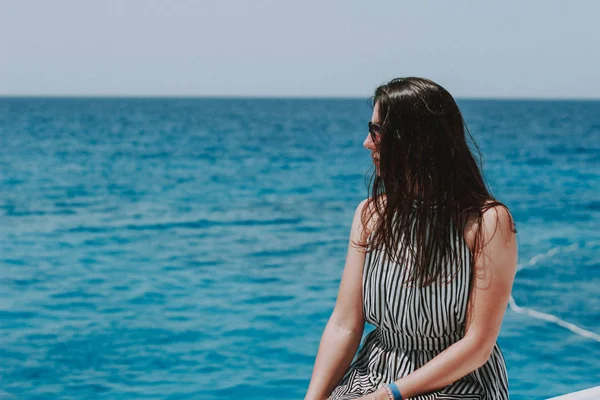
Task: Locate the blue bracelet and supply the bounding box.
[387,382,403,400]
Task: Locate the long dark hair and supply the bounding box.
[359,77,516,288]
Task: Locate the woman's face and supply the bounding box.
[363,101,381,175]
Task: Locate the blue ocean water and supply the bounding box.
[0,98,598,400]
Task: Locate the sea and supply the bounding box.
[0,98,598,400]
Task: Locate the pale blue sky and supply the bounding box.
[1,0,599,98]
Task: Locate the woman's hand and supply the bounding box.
[356,387,390,400]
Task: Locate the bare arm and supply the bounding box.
[368,205,518,400]
[304,199,372,400]
[304,317,364,400]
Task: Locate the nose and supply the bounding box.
[363,132,375,150]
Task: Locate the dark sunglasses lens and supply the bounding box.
[369,122,381,140]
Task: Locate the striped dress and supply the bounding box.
[328,209,510,400]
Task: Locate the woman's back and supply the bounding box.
[328,207,510,399]
[363,207,471,347]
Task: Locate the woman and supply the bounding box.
[304,77,518,400]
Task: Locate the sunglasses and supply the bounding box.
[368,121,382,142]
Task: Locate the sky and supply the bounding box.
[1,0,599,98]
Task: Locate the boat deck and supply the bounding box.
[547,385,600,399]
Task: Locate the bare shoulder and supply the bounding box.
[353,196,385,243]
[463,201,517,254]
[462,201,518,351]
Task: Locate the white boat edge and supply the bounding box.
[547,385,600,399]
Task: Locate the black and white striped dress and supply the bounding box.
[328,209,510,400]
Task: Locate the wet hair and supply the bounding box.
[359,77,516,288]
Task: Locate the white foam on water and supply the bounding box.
[509,241,600,342]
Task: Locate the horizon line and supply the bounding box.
[1,94,600,101]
